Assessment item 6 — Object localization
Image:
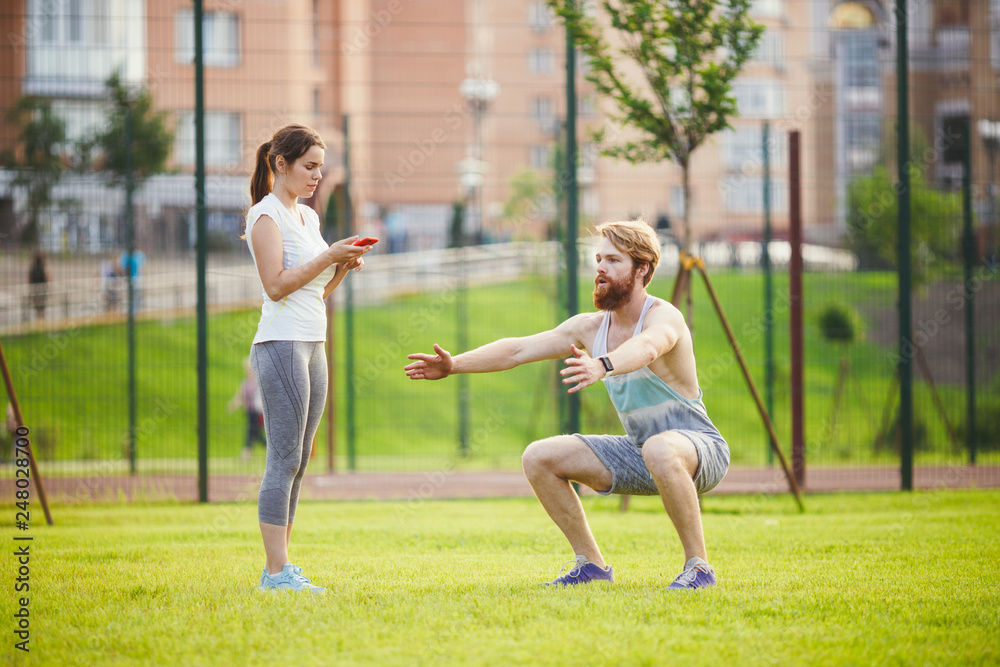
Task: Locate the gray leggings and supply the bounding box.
[250,340,327,525]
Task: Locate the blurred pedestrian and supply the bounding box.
[118,248,145,312]
[27,250,49,320]
[228,357,266,460]
[244,123,373,593]
[100,252,122,311]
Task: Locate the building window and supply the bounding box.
[576,48,592,76]
[529,48,556,75]
[723,127,788,172]
[530,145,551,169]
[841,32,879,88]
[530,96,558,134]
[68,0,83,42]
[34,0,109,45]
[752,31,785,69]
[578,95,597,117]
[732,80,785,118]
[175,111,241,168]
[723,176,789,214]
[671,185,686,219]
[577,143,598,185]
[528,1,555,31]
[940,114,968,167]
[312,0,321,66]
[844,115,880,171]
[751,0,782,18]
[175,10,240,67]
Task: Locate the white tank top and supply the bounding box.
[245,193,335,344]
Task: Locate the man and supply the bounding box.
[404,220,729,589]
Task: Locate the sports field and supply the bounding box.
[4,490,998,666]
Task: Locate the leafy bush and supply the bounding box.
[818,303,862,345]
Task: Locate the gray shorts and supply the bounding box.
[576,430,730,496]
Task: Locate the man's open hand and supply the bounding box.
[560,344,604,393]
[405,344,454,380]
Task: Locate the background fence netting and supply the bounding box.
[1,0,998,503]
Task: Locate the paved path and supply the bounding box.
[13,465,1000,506]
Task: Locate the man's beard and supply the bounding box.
[593,268,639,311]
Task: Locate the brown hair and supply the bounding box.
[250,123,325,205]
[594,219,661,286]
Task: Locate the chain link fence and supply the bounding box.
[0,0,997,503]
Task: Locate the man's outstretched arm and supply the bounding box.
[560,304,684,392]
[404,314,592,380]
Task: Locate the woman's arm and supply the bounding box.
[322,257,365,299]
[251,216,369,302]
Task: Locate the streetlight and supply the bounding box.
[459,77,499,243]
[453,77,498,457]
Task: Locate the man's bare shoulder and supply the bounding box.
[644,297,685,324]
[557,311,605,344]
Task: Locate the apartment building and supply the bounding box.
[0,0,343,252]
[812,0,1000,242]
[347,0,813,246]
[2,0,996,253]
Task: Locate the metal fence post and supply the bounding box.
[763,121,775,466]
[962,117,977,465]
[194,0,209,502]
[895,0,914,491]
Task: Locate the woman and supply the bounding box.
[244,124,373,593]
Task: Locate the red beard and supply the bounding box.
[593,268,638,311]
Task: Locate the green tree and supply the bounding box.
[2,96,67,246]
[845,164,963,284]
[501,167,554,240]
[78,72,173,188]
[548,0,764,248]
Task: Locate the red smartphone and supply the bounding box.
[353,237,379,246]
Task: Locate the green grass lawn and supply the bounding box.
[2,490,998,666]
[2,269,996,470]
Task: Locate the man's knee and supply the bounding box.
[642,434,694,477]
[522,436,576,478]
[521,439,553,477]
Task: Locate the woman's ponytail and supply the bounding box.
[250,140,273,206]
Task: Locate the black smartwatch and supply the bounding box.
[598,355,614,376]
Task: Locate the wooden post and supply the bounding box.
[0,338,54,525]
[789,131,805,489]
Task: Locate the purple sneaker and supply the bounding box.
[544,555,614,586]
[666,557,717,590]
